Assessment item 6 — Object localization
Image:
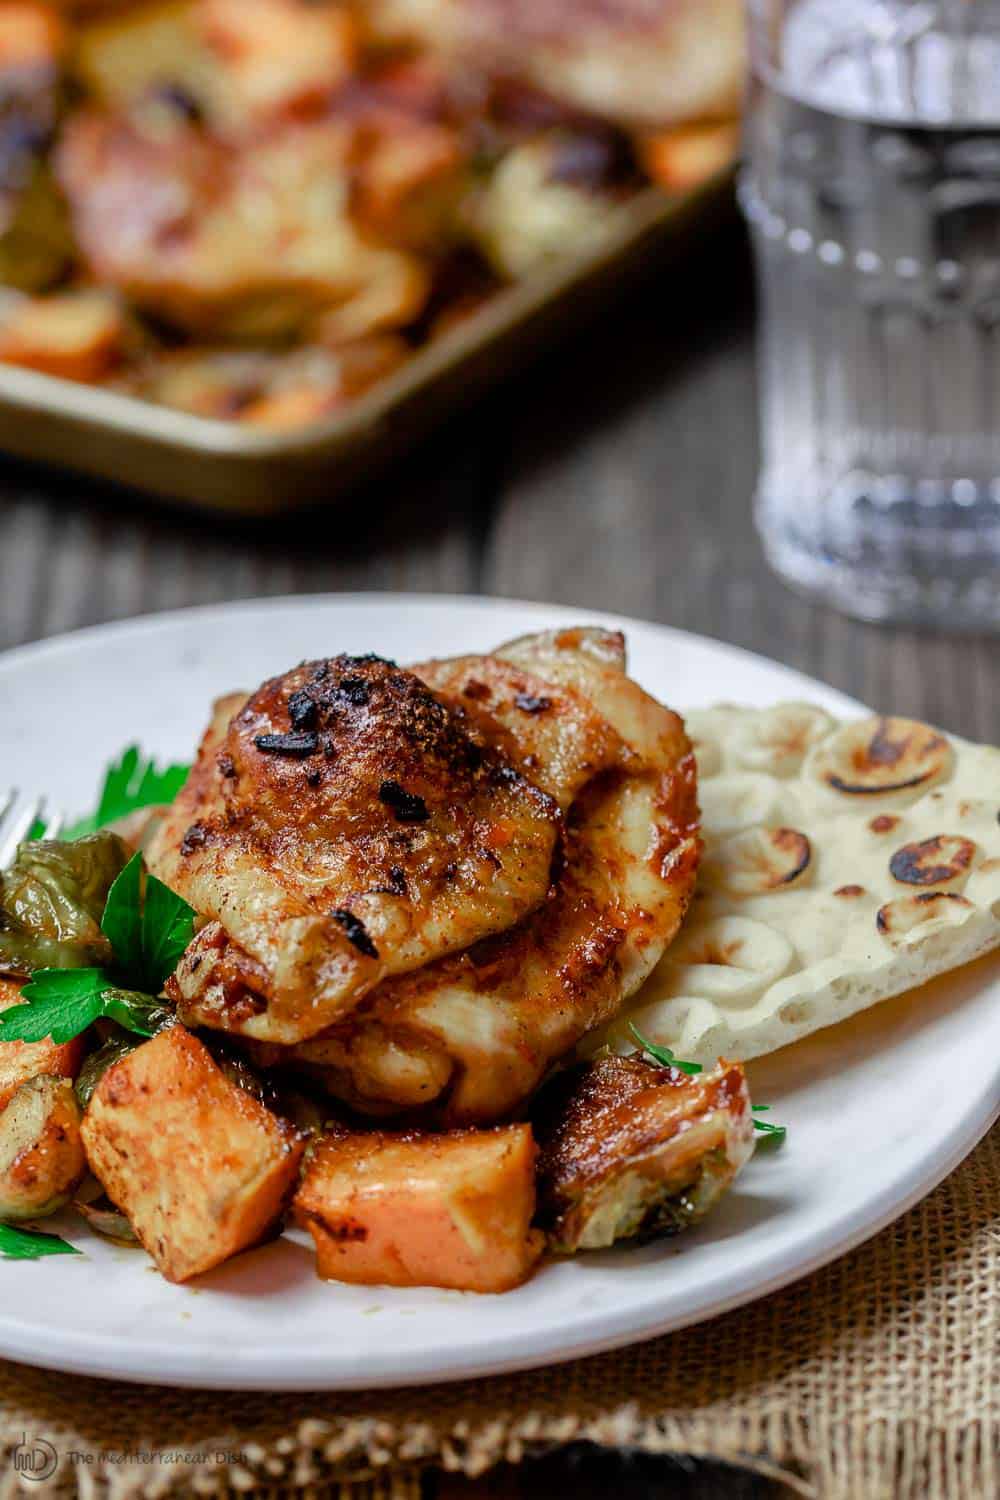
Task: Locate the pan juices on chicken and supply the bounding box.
[68,627,753,1290]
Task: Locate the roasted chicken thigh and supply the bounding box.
[149,655,560,1043]
[151,629,700,1121]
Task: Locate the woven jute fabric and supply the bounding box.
[1,1125,996,1500]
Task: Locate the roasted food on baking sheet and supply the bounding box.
[365,0,743,128]
[0,4,73,292]
[294,1121,543,1291]
[56,113,437,342]
[111,338,408,425]
[0,0,741,425]
[0,287,127,378]
[533,1054,753,1252]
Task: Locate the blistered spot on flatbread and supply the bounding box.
[729,702,836,776]
[708,827,811,897]
[889,835,976,890]
[698,773,782,835]
[690,736,723,779]
[809,716,953,799]
[664,915,793,1000]
[876,892,975,946]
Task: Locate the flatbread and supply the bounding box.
[597,704,1000,1065]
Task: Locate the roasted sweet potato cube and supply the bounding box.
[81,1025,306,1283]
[200,0,357,123]
[0,1074,85,1220]
[0,291,125,381]
[640,121,739,194]
[73,0,209,114]
[533,1055,754,1252]
[0,978,86,1111]
[0,3,64,70]
[295,1124,543,1292]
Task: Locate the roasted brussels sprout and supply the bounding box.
[0,165,73,292]
[74,1030,140,1109]
[0,4,74,291]
[74,1198,138,1243]
[0,831,129,976]
[0,1073,86,1220]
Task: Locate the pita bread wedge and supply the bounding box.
[598,704,1000,1065]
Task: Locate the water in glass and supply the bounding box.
[744,0,1000,626]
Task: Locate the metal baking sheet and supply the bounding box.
[0,170,735,514]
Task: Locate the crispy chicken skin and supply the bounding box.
[149,655,560,1044]
[276,746,699,1122]
[225,629,700,1123]
[413,652,629,810]
[533,1054,753,1252]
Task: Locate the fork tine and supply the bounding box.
[0,792,44,868]
[43,806,65,841]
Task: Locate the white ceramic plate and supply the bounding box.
[0,595,996,1391]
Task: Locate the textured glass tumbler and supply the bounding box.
[743,0,1000,628]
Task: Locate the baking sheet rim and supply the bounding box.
[0,168,737,463]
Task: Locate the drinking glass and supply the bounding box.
[742,0,1000,627]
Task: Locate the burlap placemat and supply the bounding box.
[1,1124,996,1500]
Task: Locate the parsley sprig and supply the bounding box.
[0,1223,80,1259]
[751,1104,787,1146]
[628,1022,703,1076]
[31,745,190,843]
[0,852,193,1045]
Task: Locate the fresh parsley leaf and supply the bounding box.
[628,1022,703,1076]
[0,968,158,1044]
[0,849,194,1045]
[64,746,189,840]
[100,852,194,995]
[0,1223,81,1260]
[100,852,144,984]
[98,988,163,1038]
[140,869,196,993]
[753,1117,787,1145]
[26,817,47,842]
[2,969,108,1042]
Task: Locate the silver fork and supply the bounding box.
[0,791,65,868]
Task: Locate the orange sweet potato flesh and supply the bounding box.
[641,121,739,193]
[0,978,86,1111]
[295,1123,543,1293]
[81,1025,306,1283]
[0,4,64,70]
[0,292,124,381]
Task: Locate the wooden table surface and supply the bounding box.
[0,207,994,1500]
